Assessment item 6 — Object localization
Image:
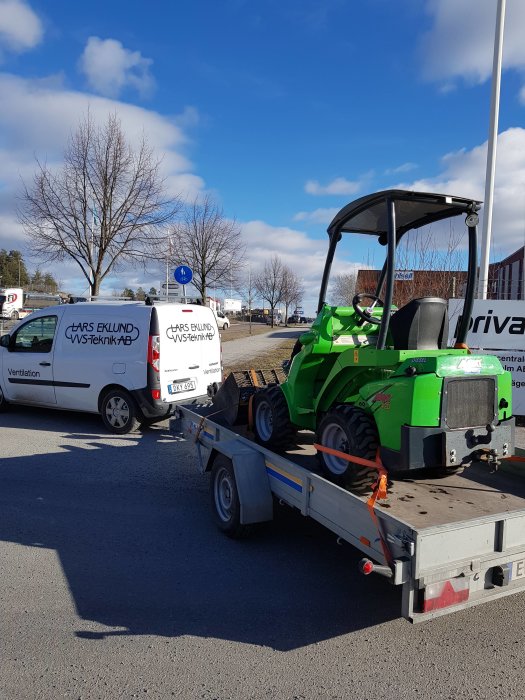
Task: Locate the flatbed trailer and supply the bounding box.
[174,403,525,622]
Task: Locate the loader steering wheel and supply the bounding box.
[352,293,384,326]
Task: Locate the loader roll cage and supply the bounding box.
[318,189,481,350]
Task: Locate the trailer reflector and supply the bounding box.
[423,577,470,612]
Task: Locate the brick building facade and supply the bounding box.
[488,245,524,300]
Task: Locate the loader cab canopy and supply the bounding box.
[327,190,479,239]
[318,189,481,350]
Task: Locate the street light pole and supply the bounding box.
[478,0,506,300]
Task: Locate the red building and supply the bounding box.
[488,245,524,300]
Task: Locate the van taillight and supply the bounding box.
[148,334,160,371]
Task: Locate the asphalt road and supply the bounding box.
[1,335,525,699]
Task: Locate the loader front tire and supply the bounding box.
[316,405,379,493]
[252,385,296,450]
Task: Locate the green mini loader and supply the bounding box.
[251,190,515,488]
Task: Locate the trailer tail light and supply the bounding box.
[148,334,160,372]
[423,577,470,613]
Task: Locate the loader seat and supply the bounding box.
[389,297,449,350]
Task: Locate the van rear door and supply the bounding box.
[155,304,221,402]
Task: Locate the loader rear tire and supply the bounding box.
[252,385,297,450]
[316,405,379,493]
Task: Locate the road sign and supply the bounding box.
[174,265,193,285]
[395,270,414,281]
[162,282,180,290]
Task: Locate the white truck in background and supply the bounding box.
[0,288,64,320]
[0,288,24,319]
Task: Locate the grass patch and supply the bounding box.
[223,337,296,374]
[221,322,271,343]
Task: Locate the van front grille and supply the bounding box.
[444,377,495,429]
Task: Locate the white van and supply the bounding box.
[0,301,222,433]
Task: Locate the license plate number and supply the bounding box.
[168,379,196,395]
[512,559,525,580]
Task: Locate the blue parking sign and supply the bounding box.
[174,265,193,285]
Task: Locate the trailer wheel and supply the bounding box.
[252,385,296,449]
[100,388,139,434]
[316,405,379,492]
[210,455,252,538]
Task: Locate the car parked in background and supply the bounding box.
[214,309,230,330]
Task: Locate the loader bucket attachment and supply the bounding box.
[212,368,287,426]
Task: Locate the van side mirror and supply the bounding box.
[0,334,11,348]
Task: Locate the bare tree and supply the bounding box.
[19,112,179,296]
[170,195,245,304]
[330,272,357,306]
[236,266,259,334]
[254,255,286,328]
[281,267,303,325]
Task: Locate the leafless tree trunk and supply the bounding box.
[281,267,303,325]
[254,255,286,328]
[236,266,258,334]
[19,112,179,296]
[170,195,245,304]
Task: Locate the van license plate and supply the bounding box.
[168,379,196,395]
[512,559,525,580]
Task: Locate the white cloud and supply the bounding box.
[238,220,363,313]
[384,162,418,175]
[305,176,362,196]
[420,0,525,93]
[0,0,43,55]
[293,207,339,225]
[79,37,155,99]
[397,127,525,254]
[0,72,205,292]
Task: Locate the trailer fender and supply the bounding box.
[209,445,274,525]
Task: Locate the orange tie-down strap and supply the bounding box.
[314,443,393,566]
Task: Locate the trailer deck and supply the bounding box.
[174,402,525,622]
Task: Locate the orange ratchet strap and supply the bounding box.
[314,443,393,565]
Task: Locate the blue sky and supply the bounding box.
[1,0,525,312]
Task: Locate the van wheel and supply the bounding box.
[0,385,8,412]
[100,389,139,434]
[210,455,252,538]
[10,310,19,320]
